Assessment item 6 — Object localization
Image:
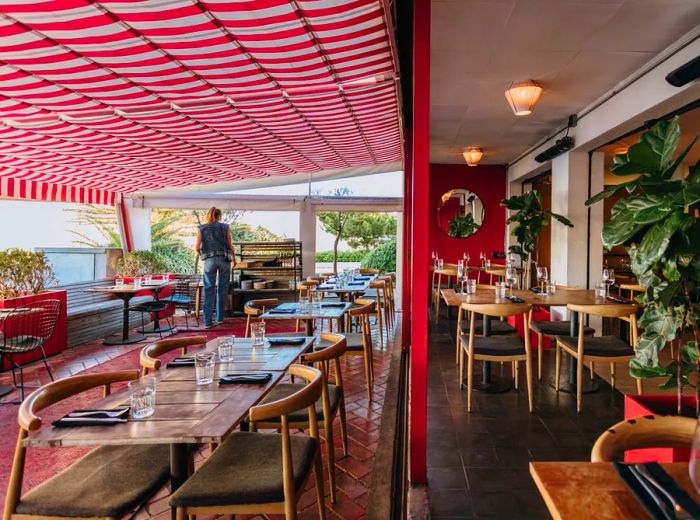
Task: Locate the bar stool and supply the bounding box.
[554,303,643,413]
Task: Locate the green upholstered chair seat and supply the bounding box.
[460,319,517,336]
[556,335,634,357]
[169,431,317,507]
[531,320,594,336]
[460,335,525,357]
[255,383,342,423]
[16,444,170,518]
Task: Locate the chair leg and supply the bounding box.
[610,362,615,389]
[313,452,326,520]
[576,357,583,413]
[324,418,337,503]
[376,308,384,350]
[38,345,54,381]
[459,346,465,390]
[537,333,543,380]
[554,343,561,392]
[513,361,519,390]
[525,354,534,413]
[467,353,474,412]
[363,349,372,401]
[339,398,348,457]
[636,377,643,395]
[590,361,595,380]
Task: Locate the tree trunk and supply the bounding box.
[332,235,340,274]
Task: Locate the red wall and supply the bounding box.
[429,163,507,264]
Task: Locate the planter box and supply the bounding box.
[0,290,68,371]
[624,394,695,462]
[508,307,552,349]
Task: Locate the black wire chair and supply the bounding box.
[130,281,177,339]
[0,299,61,401]
[160,275,201,329]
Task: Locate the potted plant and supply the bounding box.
[501,190,573,288]
[0,249,67,368]
[586,116,699,422]
[448,213,479,237]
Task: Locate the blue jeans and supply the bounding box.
[202,256,231,326]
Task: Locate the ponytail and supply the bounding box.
[204,207,222,224]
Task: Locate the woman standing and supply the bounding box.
[195,207,235,328]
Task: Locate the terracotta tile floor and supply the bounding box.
[0,312,400,519]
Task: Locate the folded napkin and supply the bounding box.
[268,308,297,314]
[607,295,632,304]
[267,337,306,345]
[318,285,335,290]
[53,407,130,428]
[507,295,525,303]
[355,276,372,280]
[347,282,365,286]
[166,356,195,368]
[220,372,273,385]
[529,287,544,294]
[614,462,673,520]
[321,302,346,307]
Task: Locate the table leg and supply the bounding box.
[305,319,314,336]
[548,311,599,394]
[472,315,512,393]
[104,296,146,345]
[170,443,189,520]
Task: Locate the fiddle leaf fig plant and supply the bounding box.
[448,212,479,237]
[585,116,700,414]
[501,190,573,286]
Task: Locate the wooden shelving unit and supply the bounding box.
[230,241,302,313]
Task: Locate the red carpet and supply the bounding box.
[0,317,298,505]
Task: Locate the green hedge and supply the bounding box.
[360,239,396,273]
[315,249,367,262]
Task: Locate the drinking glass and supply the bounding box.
[505,267,518,296]
[479,252,486,266]
[603,268,615,296]
[547,281,556,295]
[690,419,700,493]
[115,277,124,289]
[195,352,215,385]
[465,279,477,295]
[144,275,152,285]
[494,282,507,299]
[133,277,142,289]
[218,337,234,362]
[251,322,266,347]
[456,264,466,293]
[432,251,438,268]
[437,259,444,270]
[595,282,607,298]
[299,296,309,313]
[536,266,548,292]
[485,259,491,269]
[463,252,470,265]
[129,377,156,419]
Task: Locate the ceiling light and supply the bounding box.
[505,80,543,116]
[463,147,484,167]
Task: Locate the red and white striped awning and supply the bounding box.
[0,0,402,204]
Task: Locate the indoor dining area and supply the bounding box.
[0,1,700,520]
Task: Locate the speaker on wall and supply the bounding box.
[666,55,700,87]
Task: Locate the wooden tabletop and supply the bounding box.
[260,301,352,320]
[315,280,374,293]
[24,336,314,448]
[440,287,624,308]
[530,462,700,520]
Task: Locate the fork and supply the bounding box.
[68,408,128,418]
[635,464,694,520]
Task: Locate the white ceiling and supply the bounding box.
[430,0,700,165]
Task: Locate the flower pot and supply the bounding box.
[624,394,696,462]
[0,289,68,370]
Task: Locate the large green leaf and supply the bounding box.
[642,116,682,172]
[586,183,631,206]
[631,210,685,273]
[601,207,643,248]
[611,117,682,177]
[661,134,699,180]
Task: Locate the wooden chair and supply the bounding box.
[454,293,517,364]
[591,415,695,462]
[359,268,379,275]
[4,371,171,520]
[459,302,534,412]
[345,299,376,400]
[378,274,395,330]
[244,298,279,337]
[555,303,643,413]
[169,364,326,520]
[251,333,347,503]
[139,335,207,375]
[434,267,457,322]
[295,281,320,332]
[484,266,506,285]
[363,280,387,349]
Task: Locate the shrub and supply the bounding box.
[152,244,196,274]
[116,250,169,277]
[360,239,396,273]
[315,250,367,262]
[0,249,57,299]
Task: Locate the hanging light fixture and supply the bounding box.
[505,80,543,116]
[462,147,484,167]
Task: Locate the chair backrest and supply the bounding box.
[140,335,207,375]
[297,280,319,299]
[304,333,346,396]
[461,302,531,319]
[591,415,696,462]
[568,302,638,319]
[5,370,141,520]
[2,299,61,353]
[173,275,200,300]
[244,298,279,317]
[249,364,322,424]
[306,276,325,283]
[359,268,379,274]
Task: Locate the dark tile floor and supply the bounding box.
[427,318,627,519]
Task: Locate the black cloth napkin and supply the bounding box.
[220,372,273,385]
[507,295,525,303]
[166,356,195,368]
[321,302,346,307]
[53,407,129,428]
[347,282,365,286]
[607,295,632,304]
[644,462,700,517]
[614,462,674,520]
[268,308,296,314]
[267,337,306,345]
[355,276,372,280]
[529,287,543,294]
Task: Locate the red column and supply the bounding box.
[402,128,413,351]
[117,200,134,253]
[410,0,430,484]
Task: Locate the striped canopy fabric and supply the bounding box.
[0,0,401,204]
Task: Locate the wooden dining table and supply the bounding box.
[530,461,700,519]
[24,335,316,519]
[441,287,629,394]
[261,301,352,335]
[314,275,376,302]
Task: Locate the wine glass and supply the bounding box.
[457,264,467,293]
[603,268,615,296]
[690,419,700,493]
[432,251,438,268]
[463,252,470,265]
[505,267,518,296]
[479,252,486,267]
[536,266,548,293]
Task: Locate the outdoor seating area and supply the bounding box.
[1,1,700,519]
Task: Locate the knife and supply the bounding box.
[628,464,676,520]
[644,462,700,519]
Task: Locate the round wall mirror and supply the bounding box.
[436,189,485,238]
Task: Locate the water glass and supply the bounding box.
[485,259,491,269]
[129,377,156,419]
[144,275,152,285]
[465,279,477,295]
[133,277,142,289]
[299,297,309,313]
[251,322,266,347]
[495,282,507,299]
[595,282,607,298]
[218,337,234,362]
[437,259,444,270]
[195,352,215,385]
[115,277,124,289]
[547,281,557,295]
